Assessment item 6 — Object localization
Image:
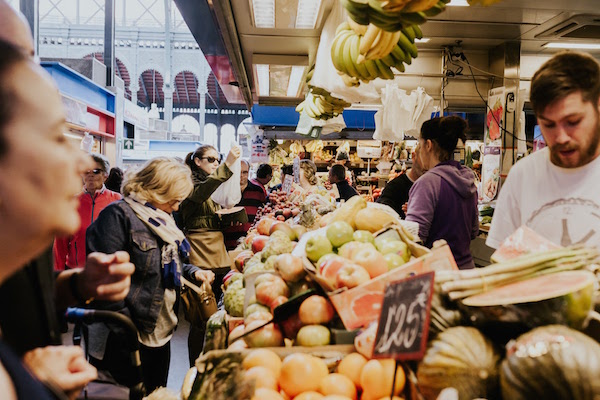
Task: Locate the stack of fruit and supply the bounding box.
[241,348,406,400]
[331,0,450,86]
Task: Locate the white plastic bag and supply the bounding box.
[211,157,242,208]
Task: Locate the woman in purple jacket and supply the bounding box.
[406,116,479,269]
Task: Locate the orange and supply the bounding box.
[360,359,405,400]
[336,352,367,390]
[243,349,282,378]
[319,373,357,400]
[294,392,325,400]
[278,353,329,397]
[252,388,285,400]
[322,396,353,400]
[244,366,278,391]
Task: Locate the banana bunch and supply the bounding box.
[305,64,315,84]
[289,141,305,154]
[342,0,450,32]
[330,21,421,86]
[296,90,351,120]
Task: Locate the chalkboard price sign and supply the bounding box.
[372,271,435,360]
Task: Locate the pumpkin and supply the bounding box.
[417,326,500,400]
[501,325,600,400]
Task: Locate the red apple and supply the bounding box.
[274,253,306,283]
[234,250,253,272]
[245,310,273,325]
[256,218,276,236]
[251,235,269,253]
[352,247,388,278]
[336,263,371,289]
[270,295,288,313]
[244,320,284,348]
[337,241,375,260]
[255,275,290,307]
[319,255,348,286]
[298,295,335,325]
[269,222,297,241]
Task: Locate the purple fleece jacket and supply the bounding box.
[406,160,479,269]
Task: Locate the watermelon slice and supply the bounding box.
[461,271,595,330]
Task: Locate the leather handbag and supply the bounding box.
[180,276,218,326]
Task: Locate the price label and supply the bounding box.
[293,157,300,184]
[282,175,294,194]
[372,271,434,361]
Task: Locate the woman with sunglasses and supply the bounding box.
[85,157,213,393]
[179,144,241,366]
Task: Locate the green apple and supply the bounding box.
[377,240,410,262]
[374,230,401,249]
[296,324,331,346]
[317,253,338,270]
[326,221,355,248]
[305,234,333,263]
[384,252,406,270]
[353,230,375,244]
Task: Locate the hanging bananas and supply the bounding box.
[296,90,351,120]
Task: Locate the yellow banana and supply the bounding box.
[347,16,368,36]
[382,31,402,58]
[342,32,361,79]
[295,101,304,113]
[359,24,381,56]
[332,30,353,74]
[350,34,371,80]
[366,30,386,60]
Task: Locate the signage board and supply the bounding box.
[357,140,382,159]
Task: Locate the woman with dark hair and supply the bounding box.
[179,143,241,365]
[104,166,124,193]
[406,116,479,269]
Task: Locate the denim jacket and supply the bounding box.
[86,200,200,334]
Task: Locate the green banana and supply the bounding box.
[399,11,427,25]
[363,59,380,80]
[350,34,371,81]
[374,59,395,80]
[413,24,424,39]
[341,0,370,25]
[393,59,406,73]
[342,32,361,79]
[390,44,409,64]
[332,30,353,74]
[336,21,351,36]
[397,31,418,58]
[380,53,396,68]
[402,26,416,43]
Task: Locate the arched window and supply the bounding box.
[204,123,218,149]
[172,115,200,134]
[220,124,237,154]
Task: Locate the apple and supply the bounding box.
[270,295,289,313]
[291,224,307,240]
[251,235,269,253]
[244,231,258,248]
[256,217,276,236]
[234,250,253,272]
[338,241,375,260]
[229,324,246,342]
[253,272,278,287]
[353,230,375,244]
[244,303,271,318]
[228,339,248,351]
[274,253,306,283]
[244,320,284,348]
[374,230,401,249]
[352,247,388,278]
[305,234,333,263]
[326,221,355,248]
[255,275,290,306]
[269,222,297,241]
[384,253,406,270]
[376,240,410,262]
[245,310,273,325]
[299,295,335,325]
[316,253,338,269]
[336,263,371,289]
[318,255,348,284]
[296,325,331,347]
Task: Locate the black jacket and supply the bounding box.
[377,173,413,219]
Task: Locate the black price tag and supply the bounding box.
[372,271,435,361]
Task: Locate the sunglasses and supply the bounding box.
[201,156,221,164]
[84,169,104,175]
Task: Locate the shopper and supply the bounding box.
[0,38,99,400]
[406,116,479,269]
[252,163,273,195]
[85,157,213,393]
[53,154,121,270]
[179,144,241,365]
[487,51,600,250]
[105,166,124,193]
[223,159,267,250]
[329,164,358,202]
[299,159,323,195]
[377,146,425,219]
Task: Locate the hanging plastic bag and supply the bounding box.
[211,156,242,209]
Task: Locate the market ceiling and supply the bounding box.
[174,0,600,110]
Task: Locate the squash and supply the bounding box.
[500,325,600,400]
[328,195,367,229]
[354,208,396,233]
[417,326,500,400]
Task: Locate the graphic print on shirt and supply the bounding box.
[526,198,600,248]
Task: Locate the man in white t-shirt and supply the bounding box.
[487,51,600,250]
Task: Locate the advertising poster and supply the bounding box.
[485,87,505,146]
[249,129,269,164]
[481,146,501,203]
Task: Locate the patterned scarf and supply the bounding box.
[124,193,191,289]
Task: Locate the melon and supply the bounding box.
[461,270,595,330]
[417,326,500,400]
[501,325,600,400]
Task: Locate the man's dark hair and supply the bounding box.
[256,163,273,179]
[531,51,600,116]
[91,153,110,174]
[420,116,468,162]
[105,167,124,192]
[281,164,293,176]
[329,164,346,182]
[0,40,29,159]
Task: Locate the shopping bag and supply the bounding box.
[211,156,242,208]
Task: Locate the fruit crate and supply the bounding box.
[187,345,423,400]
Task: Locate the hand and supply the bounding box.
[402,202,408,214]
[23,346,97,400]
[79,252,135,302]
[195,269,215,284]
[225,145,242,167]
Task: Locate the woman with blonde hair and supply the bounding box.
[85,157,214,393]
[299,159,324,195]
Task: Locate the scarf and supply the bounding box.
[124,193,191,288]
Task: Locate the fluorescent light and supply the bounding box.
[448,0,469,6]
[415,38,430,43]
[251,0,275,28]
[296,0,322,29]
[287,66,305,97]
[256,64,270,96]
[544,42,600,50]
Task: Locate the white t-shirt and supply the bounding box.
[487,147,600,249]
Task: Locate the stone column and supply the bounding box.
[163,85,174,130]
[130,83,139,106]
[197,75,208,142]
